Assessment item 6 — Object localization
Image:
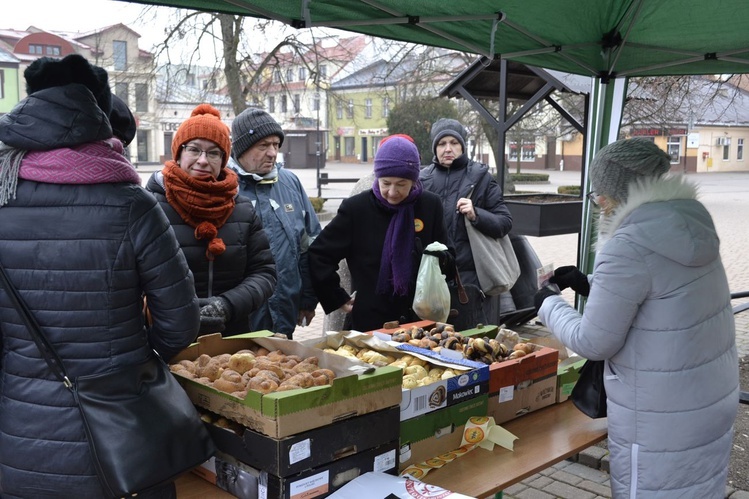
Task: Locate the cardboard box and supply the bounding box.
[172,333,402,438]
[206,406,400,477]
[204,443,399,499]
[398,395,489,471]
[486,345,559,424]
[398,350,489,421]
[529,336,586,403]
[457,324,500,339]
[300,330,490,423]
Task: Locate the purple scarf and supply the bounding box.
[19,138,141,185]
[372,180,423,296]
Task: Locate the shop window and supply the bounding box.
[508,140,536,161]
[344,137,355,156]
[667,136,681,164]
[136,130,149,162]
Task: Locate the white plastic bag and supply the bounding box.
[412,241,451,322]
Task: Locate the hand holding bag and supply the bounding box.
[412,241,452,322]
[570,359,607,419]
[0,261,214,498]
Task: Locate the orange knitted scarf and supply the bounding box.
[162,161,238,260]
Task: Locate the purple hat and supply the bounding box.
[374,135,420,181]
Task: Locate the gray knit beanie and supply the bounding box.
[430,118,467,158]
[231,108,284,160]
[590,138,671,203]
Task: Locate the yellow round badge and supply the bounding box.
[464,426,485,444]
[414,218,424,232]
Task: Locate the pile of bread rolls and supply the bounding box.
[170,347,336,398]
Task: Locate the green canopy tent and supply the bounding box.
[117,0,749,273]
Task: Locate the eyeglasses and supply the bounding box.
[586,191,600,206]
[181,144,224,162]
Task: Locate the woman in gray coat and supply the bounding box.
[0,55,199,499]
[535,138,739,498]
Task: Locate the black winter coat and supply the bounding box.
[309,190,448,331]
[0,85,199,498]
[420,155,513,287]
[146,172,277,335]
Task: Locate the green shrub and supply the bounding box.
[557,185,581,196]
[509,173,549,183]
[308,197,326,213]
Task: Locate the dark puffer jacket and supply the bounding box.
[146,172,277,335]
[420,155,512,287]
[0,85,199,498]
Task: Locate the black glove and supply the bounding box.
[549,265,590,297]
[534,287,559,315]
[199,315,226,334]
[424,249,456,280]
[199,296,232,323]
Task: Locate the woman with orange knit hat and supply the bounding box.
[146,104,276,335]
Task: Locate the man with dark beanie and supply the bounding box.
[228,108,321,338]
[420,118,514,331]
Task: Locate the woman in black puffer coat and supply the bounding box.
[0,55,199,498]
[420,119,513,330]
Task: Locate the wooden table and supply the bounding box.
[176,400,607,499]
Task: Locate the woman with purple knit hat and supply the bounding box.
[309,135,451,332]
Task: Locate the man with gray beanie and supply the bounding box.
[228,108,321,338]
[535,138,738,498]
[420,117,513,331]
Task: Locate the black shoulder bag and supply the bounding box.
[0,261,214,498]
[570,359,607,419]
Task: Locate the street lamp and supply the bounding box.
[315,89,322,198]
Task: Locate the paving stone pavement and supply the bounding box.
[137,163,749,498]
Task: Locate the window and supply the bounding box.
[382,97,390,118]
[723,138,731,160]
[508,140,536,161]
[273,69,281,83]
[185,73,196,87]
[136,129,149,162]
[135,83,148,113]
[738,138,744,161]
[347,99,354,119]
[319,64,327,79]
[293,94,300,113]
[0,70,4,99]
[28,44,60,55]
[365,99,372,118]
[336,100,343,119]
[286,68,294,82]
[114,82,128,103]
[344,137,355,156]
[298,66,306,81]
[667,136,681,164]
[313,93,320,112]
[281,95,287,113]
[202,78,217,90]
[113,40,127,71]
[163,132,173,160]
[268,96,275,113]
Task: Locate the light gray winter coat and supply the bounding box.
[538,175,738,498]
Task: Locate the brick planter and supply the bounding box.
[505,193,583,237]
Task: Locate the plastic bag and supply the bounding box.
[412,242,451,322]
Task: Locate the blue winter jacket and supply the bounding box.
[228,159,321,336]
